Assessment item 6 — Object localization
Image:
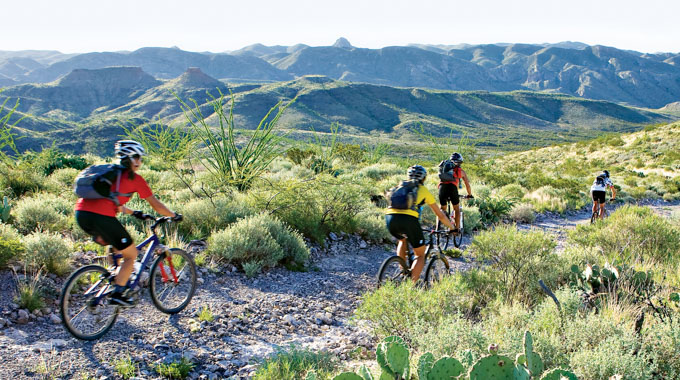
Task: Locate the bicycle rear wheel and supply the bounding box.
[424,256,450,286]
[60,265,119,340]
[453,211,464,247]
[149,248,197,314]
[437,205,452,250]
[377,255,409,287]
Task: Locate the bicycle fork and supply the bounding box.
[156,246,179,284]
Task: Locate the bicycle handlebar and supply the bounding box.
[131,211,182,233]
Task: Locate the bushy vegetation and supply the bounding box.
[206,213,309,274]
[22,231,72,275]
[252,347,338,380]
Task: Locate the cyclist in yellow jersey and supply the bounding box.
[385,165,456,282]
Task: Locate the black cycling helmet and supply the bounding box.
[450,152,463,164]
[407,165,427,182]
[603,170,610,178]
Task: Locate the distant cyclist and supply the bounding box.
[438,152,473,233]
[385,165,455,282]
[74,140,181,307]
[590,170,616,220]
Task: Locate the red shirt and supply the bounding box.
[75,171,153,217]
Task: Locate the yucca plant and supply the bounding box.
[177,90,295,191]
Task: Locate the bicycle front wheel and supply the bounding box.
[453,211,464,247]
[60,265,119,340]
[424,257,450,286]
[149,248,197,314]
[377,255,409,287]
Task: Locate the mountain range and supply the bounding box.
[0,66,675,154]
[2,39,680,108]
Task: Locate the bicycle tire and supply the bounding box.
[149,248,197,314]
[437,205,452,250]
[424,256,450,286]
[453,211,464,247]
[377,255,409,287]
[60,265,119,340]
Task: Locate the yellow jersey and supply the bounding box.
[385,185,436,218]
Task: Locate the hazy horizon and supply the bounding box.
[2,0,678,54]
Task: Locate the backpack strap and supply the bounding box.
[109,169,133,206]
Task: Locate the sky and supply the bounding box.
[3,0,678,54]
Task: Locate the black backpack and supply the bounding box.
[438,160,456,182]
[74,164,132,206]
[595,175,606,187]
[386,180,420,210]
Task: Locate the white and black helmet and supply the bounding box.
[114,140,146,159]
[407,165,427,182]
[450,152,463,164]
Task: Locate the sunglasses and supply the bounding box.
[131,154,143,161]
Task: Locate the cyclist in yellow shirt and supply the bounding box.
[385,165,456,282]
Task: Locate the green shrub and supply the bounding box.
[472,196,514,226]
[22,231,72,275]
[178,196,256,239]
[509,203,536,224]
[249,176,373,243]
[524,186,568,213]
[14,271,45,312]
[253,347,337,380]
[354,210,391,242]
[569,333,654,380]
[568,205,680,263]
[156,357,194,379]
[113,356,138,380]
[14,193,71,233]
[0,222,20,240]
[20,147,89,176]
[0,236,24,268]
[496,183,527,199]
[0,165,43,197]
[642,318,680,379]
[206,213,309,273]
[357,162,403,181]
[468,225,561,306]
[462,206,482,233]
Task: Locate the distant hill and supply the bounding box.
[0,67,676,154]
[2,42,679,108]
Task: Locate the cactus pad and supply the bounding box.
[385,341,410,377]
[358,364,374,380]
[417,352,435,380]
[540,368,579,380]
[376,336,406,376]
[332,373,364,380]
[469,354,514,380]
[429,356,464,380]
[513,364,531,380]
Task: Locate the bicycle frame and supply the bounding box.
[89,220,179,303]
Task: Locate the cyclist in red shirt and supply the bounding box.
[75,140,181,307]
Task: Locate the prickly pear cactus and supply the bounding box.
[539,368,579,380]
[385,340,410,378]
[513,364,531,380]
[469,353,514,380]
[358,364,374,380]
[332,372,364,380]
[522,331,544,376]
[378,371,395,380]
[417,352,435,380]
[306,370,318,380]
[0,196,10,223]
[429,356,464,380]
[376,336,406,376]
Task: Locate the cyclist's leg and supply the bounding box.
[450,185,461,231]
[411,245,427,281]
[396,238,408,263]
[437,185,450,217]
[599,201,606,220]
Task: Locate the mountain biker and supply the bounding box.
[590,170,616,220]
[385,165,456,282]
[74,140,181,307]
[438,152,473,232]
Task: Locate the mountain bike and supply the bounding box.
[377,228,452,287]
[59,214,197,340]
[590,198,614,223]
[436,195,474,249]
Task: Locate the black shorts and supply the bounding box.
[591,190,606,203]
[385,214,426,249]
[75,210,134,250]
[439,183,460,207]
